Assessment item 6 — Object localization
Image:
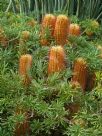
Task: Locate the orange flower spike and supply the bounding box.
[69,23,80,36]
[15,110,30,136]
[40,14,56,46]
[48,47,56,73]
[72,58,88,92]
[41,14,56,35]
[48,46,66,75]
[19,54,32,85]
[56,46,66,70]
[19,54,32,75]
[54,15,70,46]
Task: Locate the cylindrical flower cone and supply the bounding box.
[0,36,8,47]
[54,15,70,46]
[0,28,8,47]
[27,19,37,27]
[86,72,96,91]
[21,31,30,41]
[48,46,66,75]
[40,14,56,46]
[15,109,30,136]
[67,103,80,119]
[72,58,88,92]
[19,31,30,55]
[19,54,32,86]
[69,23,80,36]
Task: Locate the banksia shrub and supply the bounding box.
[72,58,88,92]
[40,14,56,46]
[15,109,30,136]
[19,54,32,86]
[69,23,80,36]
[48,46,66,74]
[54,15,70,46]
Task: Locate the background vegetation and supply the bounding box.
[1,0,102,22]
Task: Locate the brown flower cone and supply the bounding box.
[72,58,88,93]
[68,103,80,119]
[19,54,32,86]
[54,15,70,46]
[0,29,8,47]
[48,46,66,75]
[85,30,93,37]
[69,23,80,36]
[0,36,8,47]
[40,14,56,46]
[21,31,30,41]
[86,72,96,91]
[15,109,30,136]
[27,19,37,27]
[40,38,50,46]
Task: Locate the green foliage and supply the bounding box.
[0,13,102,135]
[0,0,9,12]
